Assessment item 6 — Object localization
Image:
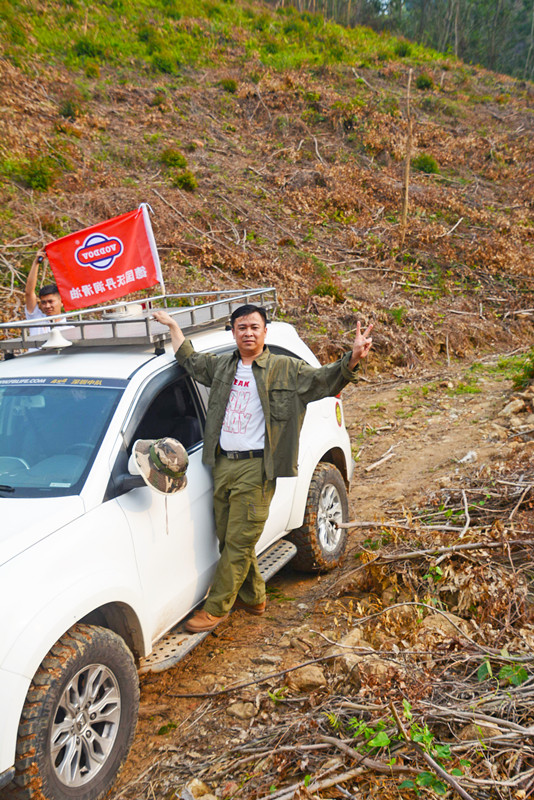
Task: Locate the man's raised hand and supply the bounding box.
[349,321,373,369]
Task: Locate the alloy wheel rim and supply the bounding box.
[50,663,121,787]
[317,483,343,552]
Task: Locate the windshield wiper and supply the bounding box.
[0,484,15,494]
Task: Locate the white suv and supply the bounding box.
[0,290,353,800]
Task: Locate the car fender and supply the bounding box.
[287,398,352,531]
[0,502,150,774]
[0,579,146,776]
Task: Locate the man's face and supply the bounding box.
[232,312,267,359]
[39,293,62,316]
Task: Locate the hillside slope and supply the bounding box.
[1,0,533,371]
[1,5,534,798]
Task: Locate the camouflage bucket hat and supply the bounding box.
[133,437,189,495]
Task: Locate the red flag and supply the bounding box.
[45,204,163,311]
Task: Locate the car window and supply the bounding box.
[129,376,203,452]
[0,377,124,497]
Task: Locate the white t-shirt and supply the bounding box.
[25,304,51,337]
[219,361,265,452]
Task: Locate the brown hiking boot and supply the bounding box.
[233,597,266,616]
[184,609,229,633]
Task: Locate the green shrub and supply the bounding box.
[251,12,270,31]
[311,280,344,303]
[84,61,100,78]
[161,147,187,168]
[170,169,198,191]
[394,40,412,58]
[205,2,224,19]
[151,53,176,74]
[513,349,534,389]
[17,156,57,191]
[412,153,439,174]
[138,24,165,54]
[387,306,407,325]
[416,73,434,90]
[218,78,238,93]
[160,0,182,19]
[304,90,321,105]
[73,37,104,58]
[149,89,168,108]
[59,89,85,120]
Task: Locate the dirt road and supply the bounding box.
[112,354,520,800]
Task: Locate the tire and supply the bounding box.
[288,462,349,572]
[5,624,139,800]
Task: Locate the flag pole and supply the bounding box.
[140,203,166,296]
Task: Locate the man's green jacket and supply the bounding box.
[176,340,359,480]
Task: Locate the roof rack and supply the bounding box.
[0,288,277,353]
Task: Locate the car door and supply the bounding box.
[115,370,218,643]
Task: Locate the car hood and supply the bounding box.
[0,496,85,568]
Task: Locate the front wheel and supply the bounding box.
[8,624,139,800]
[288,462,349,572]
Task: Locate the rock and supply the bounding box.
[183,779,212,798]
[251,654,282,666]
[325,631,375,689]
[418,612,469,639]
[489,423,509,441]
[357,655,404,685]
[458,722,503,740]
[198,673,218,689]
[288,665,327,692]
[499,398,525,417]
[138,703,170,718]
[459,450,477,463]
[286,170,327,189]
[509,415,526,429]
[341,628,369,648]
[221,781,240,797]
[227,701,257,720]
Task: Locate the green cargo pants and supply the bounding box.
[203,454,276,617]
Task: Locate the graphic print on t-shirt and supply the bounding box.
[223,377,251,434]
[219,361,265,452]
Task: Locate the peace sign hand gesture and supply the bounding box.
[349,321,373,370]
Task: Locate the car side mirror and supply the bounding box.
[115,473,145,494]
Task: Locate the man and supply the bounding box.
[25,249,63,336]
[153,304,373,634]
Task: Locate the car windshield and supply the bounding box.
[0,377,125,497]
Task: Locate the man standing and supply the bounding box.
[153,304,373,633]
[25,250,63,335]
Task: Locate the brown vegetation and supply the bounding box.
[1,22,534,799]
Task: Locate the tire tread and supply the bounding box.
[288,462,348,572]
[2,624,138,800]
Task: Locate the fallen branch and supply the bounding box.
[508,483,532,521]
[319,735,414,775]
[351,67,379,93]
[340,519,463,533]
[437,216,464,237]
[389,702,478,800]
[364,446,395,472]
[459,489,471,538]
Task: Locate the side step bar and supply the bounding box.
[139,538,297,674]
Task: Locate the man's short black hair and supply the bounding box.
[230,304,268,328]
[39,284,60,298]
